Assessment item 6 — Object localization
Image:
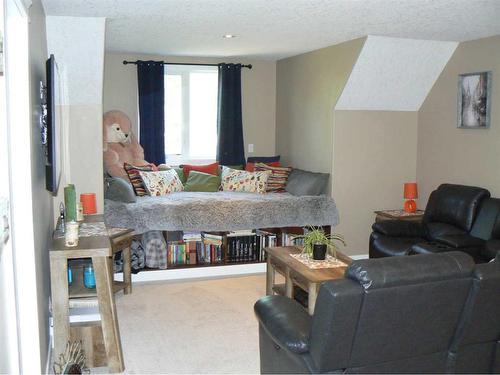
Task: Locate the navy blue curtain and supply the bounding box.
[216,63,245,166]
[137,61,165,165]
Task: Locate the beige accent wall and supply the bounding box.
[333,111,418,254]
[104,53,277,158]
[275,37,366,174]
[28,0,53,368]
[417,35,500,204]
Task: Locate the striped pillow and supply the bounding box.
[254,163,292,193]
[124,163,158,196]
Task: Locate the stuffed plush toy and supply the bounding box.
[103,110,148,178]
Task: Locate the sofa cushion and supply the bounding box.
[254,163,291,193]
[104,176,137,203]
[182,162,219,179]
[139,170,184,196]
[285,168,329,196]
[124,162,158,196]
[430,234,485,249]
[423,184,490,232]
[184,171,221,192]
[220,167,270,194]
[426,222,467,239]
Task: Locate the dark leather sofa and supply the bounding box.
[370,184,500,262]
[254,252,500,373]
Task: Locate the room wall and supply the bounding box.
[46,16,106,213]
[103,53,277,158]
[275,37,366,174]
[28,0,53,369]
[417,35,500,203]
[333,111,418,254]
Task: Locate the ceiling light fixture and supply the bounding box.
[223,34,236,39]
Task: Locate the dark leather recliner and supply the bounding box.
[254,252,500,373]
[370,184,500,262]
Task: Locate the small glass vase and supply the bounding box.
[83,264,96,289]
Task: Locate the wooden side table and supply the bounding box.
[50,215,133,373]
[265,246,352,314]
[374,209,425,223]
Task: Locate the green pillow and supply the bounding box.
[184,171,221,192]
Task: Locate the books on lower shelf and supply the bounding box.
[163,227,311,268]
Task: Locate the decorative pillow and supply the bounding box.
[221,167,270,194]
[124,163,158,196]
[245,161,281,172]
[139,170,184,196]
[104,176,137,203]
[182,162,219,179]
[254,163,292,193]
[158,164,187,184]
[184,171,221,192]
[285,168,330,196]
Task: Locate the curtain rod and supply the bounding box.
[122,60,252,69]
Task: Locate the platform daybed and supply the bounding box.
[104,191,339,234]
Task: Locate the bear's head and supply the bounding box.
[106,122,130,144]
[103,110,134,144]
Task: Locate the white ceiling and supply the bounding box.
[41,0,500,60]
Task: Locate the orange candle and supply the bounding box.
[80,193,97,215]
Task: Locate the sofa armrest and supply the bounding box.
[431,234,485,249]
[482,239,500,261]
[372,220,427,237]
[254,295,311,354]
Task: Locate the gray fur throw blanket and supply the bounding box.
[104,191,339,234]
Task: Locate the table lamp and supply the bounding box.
[404,182,418,213]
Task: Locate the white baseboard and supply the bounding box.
[350,254,369,260]
[127,262,267,283]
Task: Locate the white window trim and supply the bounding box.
[164,64,218,165]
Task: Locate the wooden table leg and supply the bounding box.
[93,256,124,373]
[123,246,132,294]
[285,268,294,298]
[50,256,70,361]
[308,283,318,315]
[266,255,275,295]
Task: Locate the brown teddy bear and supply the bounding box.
[103,110,148,178]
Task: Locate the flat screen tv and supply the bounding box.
[45,54,61,195]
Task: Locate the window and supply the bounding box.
[164,65,218,164]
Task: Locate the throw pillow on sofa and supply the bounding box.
[285,168,330,196]
[245,156,281,172]
[254,162,291,193]
[158,165,187,184]
[184,171,221,192]
[104,176,137,203]
[221,166,270,194]
[139,169,184,196]
[124,162,158,196]
[182,162,219,179]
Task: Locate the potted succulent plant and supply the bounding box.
[295,226,346,260]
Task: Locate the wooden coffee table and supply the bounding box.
[264,246,352,314]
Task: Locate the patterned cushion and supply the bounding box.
[124,163,158,196]
[254,163,292,193]
[139,170,184,196]
[221,167,270,194]
[245,161,281,172]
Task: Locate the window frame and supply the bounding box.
[164,64,218,165]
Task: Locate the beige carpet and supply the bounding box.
[115,274,267,374]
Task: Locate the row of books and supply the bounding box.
[165,229,307,267]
